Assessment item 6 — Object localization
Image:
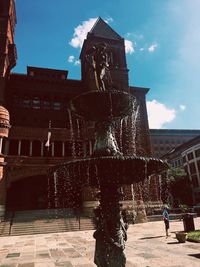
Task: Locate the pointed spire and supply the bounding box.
[89,17,122,40]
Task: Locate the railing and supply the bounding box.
[9,210,15,235]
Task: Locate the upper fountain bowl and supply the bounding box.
[69,90,134,121]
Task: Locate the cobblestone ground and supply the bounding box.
[0,218,199,267]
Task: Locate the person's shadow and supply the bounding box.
[139,235,165,240]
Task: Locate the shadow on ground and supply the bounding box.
[139,235,165,240]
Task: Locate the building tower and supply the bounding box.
[0,0,16,220]
[80,17,129,92]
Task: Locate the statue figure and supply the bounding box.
[93,206,128,267]
[86,43,113,91]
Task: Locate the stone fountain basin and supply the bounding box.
[69,90,134,121]
[53,156,167,187]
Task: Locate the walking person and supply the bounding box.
[162,206,170,237]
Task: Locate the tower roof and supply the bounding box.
[89,17,122,40]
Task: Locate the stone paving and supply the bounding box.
[0,218,199,267]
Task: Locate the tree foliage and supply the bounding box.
[166,166,193,206]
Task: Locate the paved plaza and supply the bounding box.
[0,218,200,267]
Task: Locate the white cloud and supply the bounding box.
[74,60,80,65]
[68,55,75,63]
[179,105,186,111]
[147,100,176,128]
[125,39,134,54]
[148,43,158,52]
[69,18,97,49]
[68,55,80,66]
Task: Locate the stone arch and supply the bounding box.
[6,174,49,211]
[6,166,82,211]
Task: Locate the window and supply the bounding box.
[21,140,30,156]
[32,140,41,156]
[189,162,196,175]
[183,155,186,163]
[195,148,200,158]
[188,152,194,161]
[54,141,63,157]
[43,98,51,110]
[53,101,61,110]
[177,159,182,166]
[9,139,18,155]
[22,96,31,108]
[53,99,61,110]
[197,160,200,173]
[32,96,41,109]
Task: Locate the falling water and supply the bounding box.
[122,115,129,154]
[119,118,123,152]
[53,171,59,208]
[47,175,51,209]
[68,109,76,158]
[131,104,139,154]
[76,118,81,139]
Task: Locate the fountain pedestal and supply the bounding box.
[94,183,127,267]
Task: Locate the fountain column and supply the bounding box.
[94,177,127,267]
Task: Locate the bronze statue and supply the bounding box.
[86,43,113,91]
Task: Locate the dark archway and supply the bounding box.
[6,175,48,211]
[6,174,82,211]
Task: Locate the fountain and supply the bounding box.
[53,43,165,266]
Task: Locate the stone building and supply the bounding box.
[150,129,200,158]
[0,0,160,220]
[162,135,200,205]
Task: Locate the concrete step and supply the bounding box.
[0,209,95,236]
[0,222,11,236]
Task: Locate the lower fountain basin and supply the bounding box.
[53,156,167,187]
[69,90,134,121]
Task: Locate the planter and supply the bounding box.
[175,231,187,243]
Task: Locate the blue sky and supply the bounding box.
[13,0,200,129]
